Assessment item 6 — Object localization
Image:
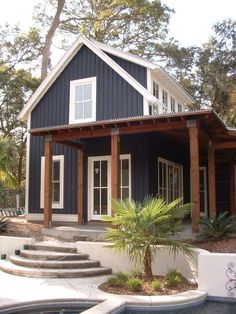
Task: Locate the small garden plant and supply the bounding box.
[197,212,236,241]
[0,217,9,232]
[101,268,195,295]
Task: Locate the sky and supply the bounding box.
[0,0,235,47]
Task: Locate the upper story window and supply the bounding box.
[177,103,183,112]
[69,77,96,124]
[153,81,159,99]
[162,89,168,112]
[171,97,176,112]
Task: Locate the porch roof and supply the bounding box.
[29,109,236,147]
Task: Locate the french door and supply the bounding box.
[88,156,111,220]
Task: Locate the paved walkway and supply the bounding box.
[0,268,206,313]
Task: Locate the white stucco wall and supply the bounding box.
[76,241,207,280]
[0,236,35,257]
[198,252,236,298]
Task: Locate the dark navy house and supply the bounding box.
[19,36,236,232]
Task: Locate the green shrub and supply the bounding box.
[0,217,9,232]
[197,212,236,241]
[116,271,129,282]
[165,269,185,287]
[151,279,165,291]
[126,277,143,291]
[131,268,143,279]
[107,276,125,287]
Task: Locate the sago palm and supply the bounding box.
[103,196,193,280]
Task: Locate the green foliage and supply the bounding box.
[107,276,125,287]
[165,269,186,287]
[0,217,9,232]
[197,212,236,241]
[131,268,143,279]
[103,196,193,279]
[116,271,130,282]
[0,135,17,188]
[151,279,165,291]
[126,277,143,292]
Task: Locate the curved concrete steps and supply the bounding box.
[20,250,89,261]
[0,261,111,278]
[10,255,100,269]
[0,242,112,278]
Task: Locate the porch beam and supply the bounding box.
[188,120,200,233]
[213,141,236,150]
[111,131,120,207]
[52,121,186,142]
[230,162,236,215]
[208,143,216,219]
[44,136,52,229]
[77,145,84,224]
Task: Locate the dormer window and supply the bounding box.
[162,89,168,111]
[69,77,96,124]
[153,81,159,99]
[171,97,176,112]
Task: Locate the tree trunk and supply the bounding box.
[143,247,153,280]
[41,0,65,81]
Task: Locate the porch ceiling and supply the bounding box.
[29,109,236,153]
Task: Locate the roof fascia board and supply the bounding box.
[18,38,85,122]
[19,35,158,122]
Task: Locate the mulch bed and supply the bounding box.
[99,276,197,296]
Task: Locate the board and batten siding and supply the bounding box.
[31,45,147,129]
[29,44,147,215]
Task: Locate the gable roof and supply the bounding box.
[18,35,161,122]
[92,39,195,104]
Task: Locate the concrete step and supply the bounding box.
[25,244,77,253]
[0,260,112,278]
[20,250,89,261]
[10,255,100,269]
[73,235,88,242]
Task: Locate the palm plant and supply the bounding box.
[197,212,236,241]
[0,135,17,188]
[103,196,193,280]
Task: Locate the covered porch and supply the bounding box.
[30,109,236,233]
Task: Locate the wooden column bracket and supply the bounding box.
[111,131,120,210]
[77,145,84,224]
[208,142,216,219]
[188,121,200,233]
[44,136,52,229]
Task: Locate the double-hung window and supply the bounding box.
[171,97,176,112]
[158,157,183,203]
[153,81,159,99]
[69,77,96,124]
[40,155,64,209]
[162,90,168,112]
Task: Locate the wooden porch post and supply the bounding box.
[188,120,200,233]
[77,145,84,224]
[230,162,236,215]
[44,136,52,229]
[208,143,216,219]
[111,130,120,212]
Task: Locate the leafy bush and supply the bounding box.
[126,277,143,291]
[116,271,129,282]
[151,279,165,291]
[165,269,186,287]
[0,217,9,232]
[107,276,125,287]
[197,212,236,241]
[131,268,143,279]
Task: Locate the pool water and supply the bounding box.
[125,300,236,314]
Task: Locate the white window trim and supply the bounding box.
[69,76,97,124]
[158,157,183,203]
[88,154,131,221]
[40,155,64,209]
[120,154,132,200]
